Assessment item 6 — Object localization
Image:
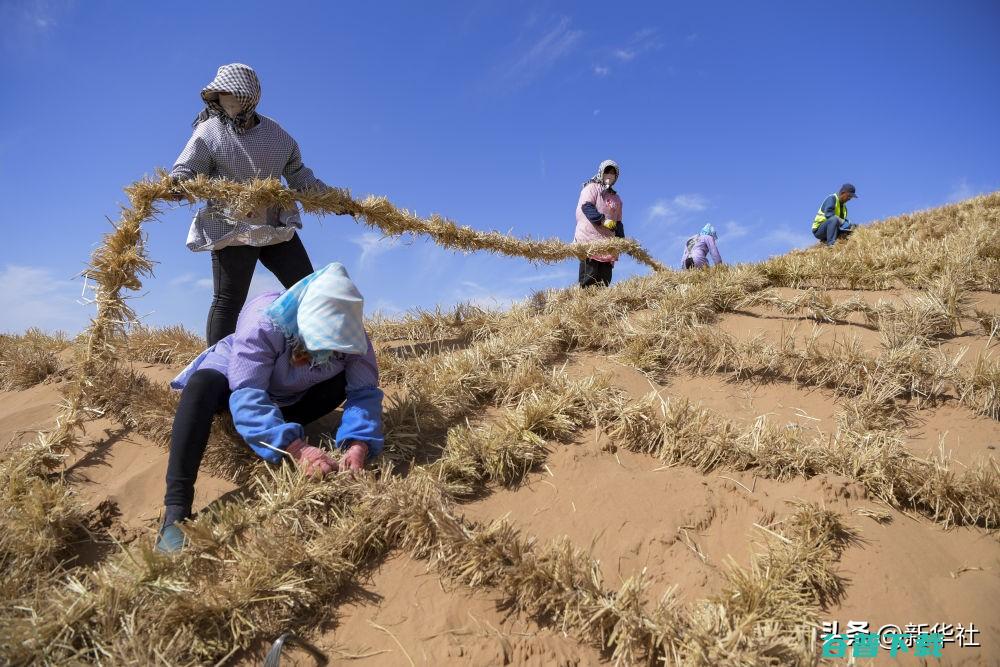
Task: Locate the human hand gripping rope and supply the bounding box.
[285,439,337,476]
[286,439,368,478]
[135,171,667,272]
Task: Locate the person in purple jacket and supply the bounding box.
[681,224,724,269]
[156,262,383,553]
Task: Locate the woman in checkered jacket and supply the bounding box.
[156,263,384,553]
[169,63,343,346]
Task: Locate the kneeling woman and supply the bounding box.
[157,263,384,552]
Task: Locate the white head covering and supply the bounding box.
[265,263,367,365]
[583,159,621,190]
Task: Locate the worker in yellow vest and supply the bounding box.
[812,183,857,246]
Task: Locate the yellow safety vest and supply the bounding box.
[813,194,847,230]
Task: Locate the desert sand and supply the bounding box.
[2,194,998,666]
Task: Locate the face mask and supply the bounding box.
[217,94,244,119]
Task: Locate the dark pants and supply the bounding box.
[579,258,613,287]
[163,368,347,516]
[207,234,313,345]
[684,257,696,270]
[813,217,850,246]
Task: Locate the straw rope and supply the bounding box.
[33,170,664,462]
[130,171,667,271]
[5,180,997,665]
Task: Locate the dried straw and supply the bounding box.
[2,174,997,665]
[132,171,667,271]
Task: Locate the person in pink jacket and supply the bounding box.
[574,159,624,287]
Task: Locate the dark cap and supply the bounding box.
[839,183,858,197]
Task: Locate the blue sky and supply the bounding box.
[2,0,998,335]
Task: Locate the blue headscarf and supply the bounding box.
[265,263,368,366]
[700,223,718,239]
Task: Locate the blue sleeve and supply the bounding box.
[581,201,605,225]
[225,302,305,463]
[821,195,838,220]
[229,387,305,463]
[335,386,385,456]
[334,336,384,456]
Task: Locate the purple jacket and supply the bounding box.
[171,292,383,462]
[681,234,723,268]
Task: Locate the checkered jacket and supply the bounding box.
[171,115,326,251]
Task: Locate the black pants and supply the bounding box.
[579,258,614,287]
[207,234,314,345]
[163,368,347,514]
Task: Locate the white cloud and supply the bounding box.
[0,264,89,334]
[762,227,814,252]
[168,272,213,291]
[647,201,670,219]
[450,280,521,310]
[593,65,610,76]
[409,240,455,285]
[0,0,75,52]
[441,269,575,311]
[673,194,709,211]
[646,193,711,224]
[494,16,583,90]
[351,232,400,267]
[633,27,659,41]
[947,178,975,203]
[944,178,1000,204]
[719,220,748,242]
[168,272,214,294]
[593,109,601,116]
[169,273,197,287]
[611,27,662,63]
[511,269,573,284]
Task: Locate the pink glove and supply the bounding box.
[339,442,369,474]
[286,439,338,478]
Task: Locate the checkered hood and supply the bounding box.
[583,159,621,189]
[265,263,368,366]
[192,63,262,134]
[596,159,620,180]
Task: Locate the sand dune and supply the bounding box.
[2,193,999,665]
